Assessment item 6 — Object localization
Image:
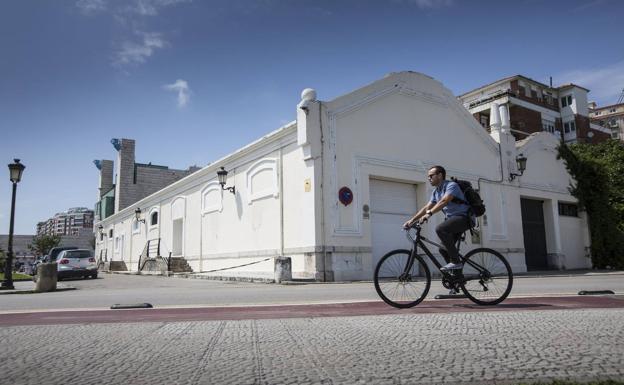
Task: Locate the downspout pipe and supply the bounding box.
[319,101,327,282]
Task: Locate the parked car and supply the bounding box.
[31,246,79,275]
[55,249,98,280]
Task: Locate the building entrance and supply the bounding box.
[520,198,548,270]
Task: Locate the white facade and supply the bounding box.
[95,72,591,281]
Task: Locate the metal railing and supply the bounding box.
[97,249,107,269]
[137,238,172,272]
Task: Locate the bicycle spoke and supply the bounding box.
[460,248,513,305]
[374,250,431,308]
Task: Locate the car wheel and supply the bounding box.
[92,274,98,279]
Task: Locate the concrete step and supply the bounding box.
[169,257,192,273]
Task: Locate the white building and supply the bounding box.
[94,72,591,281]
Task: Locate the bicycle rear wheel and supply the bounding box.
[460,248,513,305]
[374,249,431,308]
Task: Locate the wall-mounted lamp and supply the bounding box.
[134,208,146,224]
[217,167,235,194]
[509,154,528,181]
[97,224,104,240]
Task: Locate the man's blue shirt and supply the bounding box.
[430,180,471,219]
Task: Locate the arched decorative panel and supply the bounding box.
[246,158,278,204]
[202,181,223,214]
[171,196,186,219]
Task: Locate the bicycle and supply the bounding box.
[373,222,513,308]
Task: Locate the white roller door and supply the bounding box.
[370,179,418,270]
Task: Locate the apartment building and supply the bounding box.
[458,75,611,143]
[37,207,94,236]
[589,102,624,140]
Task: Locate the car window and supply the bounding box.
[64,250,93,259]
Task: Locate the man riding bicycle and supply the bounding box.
[403,165,474,271]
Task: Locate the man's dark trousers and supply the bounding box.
[436,216,471,264]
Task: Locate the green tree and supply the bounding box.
[557,140,624,269]
[28,235,61,257]
[0,247,5,269]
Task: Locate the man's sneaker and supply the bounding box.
[441,262,463,271]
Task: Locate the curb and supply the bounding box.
[100,269,624,285]
[0,287,77,295]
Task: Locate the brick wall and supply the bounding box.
[576,115,610,143]
[115,139,138,212]
[135,165,194,201]
[99,160,114,197]
[509,105,543,140]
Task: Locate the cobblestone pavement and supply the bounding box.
[1,308,623,385]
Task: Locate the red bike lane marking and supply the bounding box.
[1,296,622,327]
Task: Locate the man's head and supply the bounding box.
[427,165,446,187]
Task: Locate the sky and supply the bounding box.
[1,0,623,235]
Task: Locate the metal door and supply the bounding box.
[370,179,418,271]
[520,198,548,270]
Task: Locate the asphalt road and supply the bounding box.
[1,271,623,312]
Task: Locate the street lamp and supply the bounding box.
[134,208,146,224]
[217,167,235,194]
[509,154,527,182]
[2,159,25,290]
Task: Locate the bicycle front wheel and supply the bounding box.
[460,248,513,305]
[374,249,431,308]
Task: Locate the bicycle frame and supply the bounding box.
[402,225,487,279]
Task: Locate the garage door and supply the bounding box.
[370,179,418,271]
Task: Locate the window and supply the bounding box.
[610,108,616,113]
[542,120,555,133]
[561,95,572,107]
[108,229,113,237]
[479,115,488,128]
[570,121,576,132]
[150,211,158,226]
[564,122,570,133]
[558,202,578,217]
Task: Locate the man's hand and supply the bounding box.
[418,210,433,225]
[402,219,414,230]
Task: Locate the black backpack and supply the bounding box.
[449,177,486,217]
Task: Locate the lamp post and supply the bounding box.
[2,159,25,290]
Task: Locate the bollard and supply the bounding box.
[274,257,292,284]
[35,262,57,292]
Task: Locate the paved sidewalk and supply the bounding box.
[1,308,622,385]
